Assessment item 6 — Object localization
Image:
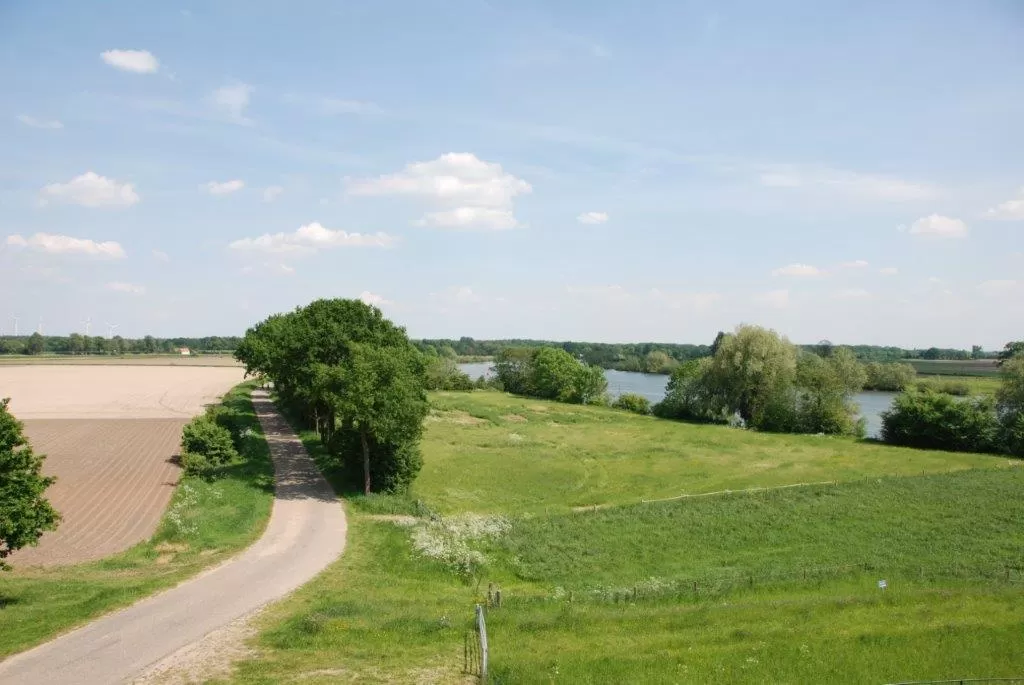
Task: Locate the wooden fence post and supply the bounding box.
[476,603,489,683]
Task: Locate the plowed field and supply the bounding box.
[1,365,245,565]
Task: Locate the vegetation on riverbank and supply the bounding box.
[229,390,1022,684]
[0,382,273,657]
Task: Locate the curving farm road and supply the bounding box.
[0,391,347,685]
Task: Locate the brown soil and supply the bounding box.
[11,418,188,566]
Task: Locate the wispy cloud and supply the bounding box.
[106,281,146,294]
[229,222,398,254]
[262,185,284,202]
[983,187,1024,220]
[772,263,822,277]
[6,232,126,258]
[906,214,968,238]
[202,179,245,195]
[577,211,609,225]
[758,165,936,201]
[754,289,790,309]
[210,83,253,124]
[17,114,63,129]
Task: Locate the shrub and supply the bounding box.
[425,357,474,391]
[181,417,238,466]
[917,379,971,396]
[863,362,917,391]
[880,390,999,453]
[612,393,651,415]
[180,452,212,476]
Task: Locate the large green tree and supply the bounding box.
[236,299,428,493]
[1,398,60,569]
[996,355,1024,456]
[707,325,798,428]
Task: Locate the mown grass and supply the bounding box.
[0,382,274,657]
[228,391,1023,684]
[416,390,1005,514]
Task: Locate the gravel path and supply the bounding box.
[0,391,347,684]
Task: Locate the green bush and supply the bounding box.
[881,390,999,453]
[863,362,917,391]
[180,452,212,476]
[612,393,651,415]
[917,379,971,396]
[424,357,474,391]
[181,417,238,466]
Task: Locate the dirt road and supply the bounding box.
[0,392,347,685]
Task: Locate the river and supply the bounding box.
[458,362,896,438]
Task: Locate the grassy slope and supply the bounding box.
[0,382,274,657]
[417,391,1002,514]
[229,391,1023,684]
[916,374,1001,395]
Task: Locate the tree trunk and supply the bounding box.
[361,428,371,495]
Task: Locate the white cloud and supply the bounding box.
[772,263,822,277]
[359,291,393,306]
[228,221,398,254]
[100,49,160,74]
[240,262,295,276]
[758,166,935,201]
[977,279,1019,296]
[415,207,518,230]
[347,153,531,230]
[152,249,170,262]
[106,281,146,294]
[262,185,284,202]
[211,83,253,123]
[577,211,609,224]
[908,214,968,238]
[6,232,126,258]
[203,179,245,195]
[879,267,899,275]
[17,115,63,129]
[983,187,1024,220]
[839,259,869,269]
[834,288,871,300]
[754,289,790,308]
[40,171,139,208]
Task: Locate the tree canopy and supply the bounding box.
[1,398,60,570]
[235,299,428,494]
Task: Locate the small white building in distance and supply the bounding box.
[178,347,191,356]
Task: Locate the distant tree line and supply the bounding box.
[413,337,1003,375]
[235,299,428,494]
[0,334,241,356]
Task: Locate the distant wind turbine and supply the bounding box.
[10,315,18,336]
[37,316,43,335]
[106,322,119,338]
[81,317,92,335]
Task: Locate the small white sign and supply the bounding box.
[878,579,887,590]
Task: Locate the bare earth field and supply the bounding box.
[0,354,242,367]
[0,365,245,419]
[12,419,186,566]
[0,365,245,565]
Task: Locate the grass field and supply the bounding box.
[227,390,1023,684]
[906,359,1001,377]
[0,382,274,657]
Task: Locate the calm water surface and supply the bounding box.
[458,363,896,438]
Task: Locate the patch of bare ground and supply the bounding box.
[425,409,486,426]
[502,413,528,422]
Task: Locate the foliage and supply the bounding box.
[653,358,724,422]
[916,378,971,396]
[998,341,1024,364]
[0,334,241,356]
[179,452,213,477]
[235,298,428,494]
[862,361,917,391]
[881,390,1000,453]
[181,416,238,467]
[493,346,608,405]
[0,398,60,570]
[424,356,473,391]
[996,355,1024,456]
[612,392,651,415]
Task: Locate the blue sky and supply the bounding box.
[1,0,1022,348]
